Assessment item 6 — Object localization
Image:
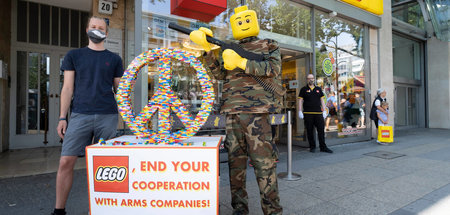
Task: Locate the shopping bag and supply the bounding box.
[378,125,393,143]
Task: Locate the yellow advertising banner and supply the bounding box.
[341,0,384,15]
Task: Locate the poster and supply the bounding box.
[86,136,221,215]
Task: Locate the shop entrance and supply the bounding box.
[278,50,310,147]
[395,85,419,128]
[392,33,425,129]
[9,1,90,149]
[10,48,68,149]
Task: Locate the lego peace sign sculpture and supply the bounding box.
[116,48,215,144]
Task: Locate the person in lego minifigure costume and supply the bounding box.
[190,5,283,215]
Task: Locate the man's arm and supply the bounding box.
[203,51,226,80]
[376,105,388,114]
[298,98,303,112]
[60,71,74,118]
[245,40,281,78]
[321,97,326,112]
[57,70,74,139]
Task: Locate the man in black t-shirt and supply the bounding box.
[52,16,124,215]
[298,74,333,153]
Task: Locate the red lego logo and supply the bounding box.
[93,156,129,193]
[381,130,390,138]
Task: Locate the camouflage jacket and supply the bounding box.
[204,36,282,114]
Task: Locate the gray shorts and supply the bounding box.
[61,113,118,157]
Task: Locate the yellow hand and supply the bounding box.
[222,49,248,70]
[189,27,213,52]
[214,117,220,127]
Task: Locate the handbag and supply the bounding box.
[377,125,393,143]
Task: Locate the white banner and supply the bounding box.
[86,136,221,215]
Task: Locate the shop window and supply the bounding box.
[70,10,80,48]
[60,8,69,47]
[51,7,59,46]
[28,2,39,44]
[393,34,422,81]
[16,1,87,48]
[80,12,90,47]
[392,1,425,29]
[40,4,50,45]
[315,10,367,138]
[17,0,27,42]
[251,0,311,50]
[141,0,236,118]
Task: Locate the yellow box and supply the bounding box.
[341,0,384,15]
[378,125,393,143]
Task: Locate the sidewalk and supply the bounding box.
[1,128,450,215]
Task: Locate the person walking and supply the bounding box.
[52,16,123,215]
[298,74,333,153]
[190,5,283,215]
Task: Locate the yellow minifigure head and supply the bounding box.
[230,5,260,40]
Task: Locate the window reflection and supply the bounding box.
[315,10,367,137]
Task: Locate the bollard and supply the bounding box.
[278,111,301,181]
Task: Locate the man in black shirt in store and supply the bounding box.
[298,74,333,153]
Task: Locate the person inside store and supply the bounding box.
[298,74,333,153]
[370,88,387,128]
[342,93,361,128]
[52,16,123,215]
[189,5,283,215]
[355,92,366,128]
[325,91,338,131]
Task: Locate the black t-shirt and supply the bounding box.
[61,47,124,114]
[298,85,324,113]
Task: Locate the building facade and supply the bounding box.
[0,0,448,151]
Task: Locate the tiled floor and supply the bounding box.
[0,146,86,179]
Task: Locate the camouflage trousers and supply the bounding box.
[225,113,282,215]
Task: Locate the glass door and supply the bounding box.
[395,85,418,128]
[10,50,65,148]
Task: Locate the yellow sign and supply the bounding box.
[340,0,383,15]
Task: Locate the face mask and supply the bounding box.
[87,29,106,44]
[308,80,314,85]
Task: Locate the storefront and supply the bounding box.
[2,0,448,151]
[130,0,381,146]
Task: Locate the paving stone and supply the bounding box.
[347,167,405,185]
[422,184,450,202]
[380,177,435,197]
[293,181,352,201]
[356,185,421,208]
[401,199,436,214]
[299,201,361,215]
[331,193,398,215]
[388,208,417,215]
[322,175,371,192]
[279,188,324,212]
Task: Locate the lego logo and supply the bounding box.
[95,166,128,182]
[93,156,129,193]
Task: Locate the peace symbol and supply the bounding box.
[116,48,215,144]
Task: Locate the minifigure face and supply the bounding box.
[230,6,260,40]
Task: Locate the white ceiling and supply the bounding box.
[28,0,92,12]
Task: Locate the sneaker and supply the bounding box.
[320,147,333,153]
